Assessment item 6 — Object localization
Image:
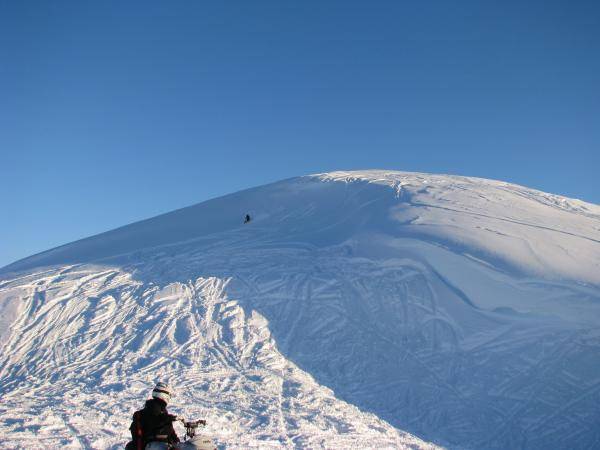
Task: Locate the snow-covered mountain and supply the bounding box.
[1,170,599,449]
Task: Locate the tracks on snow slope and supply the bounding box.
[1,170,599,449]
[0,258,434,449]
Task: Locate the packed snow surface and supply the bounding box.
[1,170,599,449]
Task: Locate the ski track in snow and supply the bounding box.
[1,170,599,449]
[0,263,433,449]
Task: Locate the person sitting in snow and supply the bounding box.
[127,382,180,449]
[244,214,251,224]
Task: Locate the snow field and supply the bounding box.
[1,170,599,449]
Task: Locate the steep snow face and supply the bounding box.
[1,170,599,450]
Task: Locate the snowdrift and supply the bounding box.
[1,170,599,449]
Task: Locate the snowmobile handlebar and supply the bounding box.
[176,417,207,427]
[173,417,207,440]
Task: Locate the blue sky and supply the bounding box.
[1,1,599,267]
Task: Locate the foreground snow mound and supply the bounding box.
[1,170,599,449]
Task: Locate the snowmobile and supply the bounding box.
[144,417,217,450]
[176,418,216,450]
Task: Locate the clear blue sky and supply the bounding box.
[1,1,599,268]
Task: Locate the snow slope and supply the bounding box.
[1,170,599,449]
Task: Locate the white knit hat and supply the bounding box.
[152,382,173,404]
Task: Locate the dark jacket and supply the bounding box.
[129,398,179,447]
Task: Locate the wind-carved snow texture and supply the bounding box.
[1,170,599,449]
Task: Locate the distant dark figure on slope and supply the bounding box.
[126,382,179,449]
[244,214,251,224]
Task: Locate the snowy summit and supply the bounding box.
[1,170,599,449]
